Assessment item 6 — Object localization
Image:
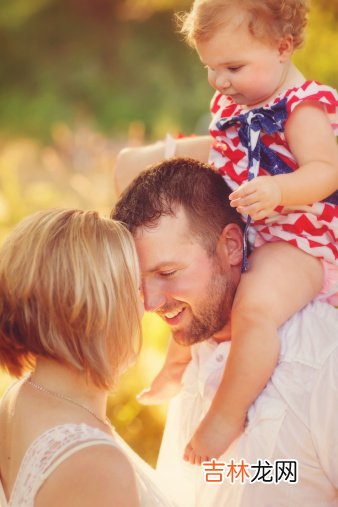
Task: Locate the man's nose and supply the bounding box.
[141,279,166,312]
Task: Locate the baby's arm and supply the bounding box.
[229,103,338,219]
[184,241,323,465]
[114,135,212,195]
[137,338,192,405]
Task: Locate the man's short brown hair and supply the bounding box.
[112,157,244,254]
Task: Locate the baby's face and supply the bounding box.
[195,16,291,108]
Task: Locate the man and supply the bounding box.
[112,158,338,506]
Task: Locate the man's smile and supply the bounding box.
[158,306,187,326]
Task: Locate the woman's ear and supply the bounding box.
[217,223,243,267]
[278,34,294,62]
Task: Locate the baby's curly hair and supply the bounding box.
[178,0,309,50]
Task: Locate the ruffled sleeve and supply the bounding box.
[284,80,338,135]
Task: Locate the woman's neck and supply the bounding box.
[31,357,109,423]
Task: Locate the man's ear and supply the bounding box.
[278,34,293,62]
[217,224,243,267]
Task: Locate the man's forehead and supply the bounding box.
[133,209,201,273]
[133,208,190,239]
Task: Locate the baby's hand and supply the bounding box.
[229,176,282,220]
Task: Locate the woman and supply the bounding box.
[0,209,174,507]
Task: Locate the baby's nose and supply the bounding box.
[217,77,231,90]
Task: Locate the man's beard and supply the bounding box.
[165,258,236,346]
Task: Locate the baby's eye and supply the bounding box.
[228,66,243,72]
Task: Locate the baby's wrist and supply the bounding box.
[164,133,177,159]
[273,175,284,205]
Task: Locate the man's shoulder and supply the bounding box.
[279,301,338,367]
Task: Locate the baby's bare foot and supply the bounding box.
[184,412,246,464]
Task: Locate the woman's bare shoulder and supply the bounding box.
[36,442,140,507]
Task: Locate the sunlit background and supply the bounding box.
[0,0,337,466]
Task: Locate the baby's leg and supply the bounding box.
[225,241,323,414]
[138,338,192,405]
[184,242,323,464]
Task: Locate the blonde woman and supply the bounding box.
[0,209,174,507]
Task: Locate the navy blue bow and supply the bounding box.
[216,98,292,180]
[216,98,338,271]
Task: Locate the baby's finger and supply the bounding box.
[237,201,264,216]
[251,209,269,220]
[229,182,255,200]
[229,189,247,201]
[229,198,241,208]
[230,193,258,208]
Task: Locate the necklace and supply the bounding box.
[26,375,112,429]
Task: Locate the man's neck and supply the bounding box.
[212,321,232,342]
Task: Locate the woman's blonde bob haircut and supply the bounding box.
[178,0,309,49]
[0,209,142,389]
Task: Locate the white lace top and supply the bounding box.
[0,423,174,507]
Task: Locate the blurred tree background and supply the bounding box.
[0,0,337,466]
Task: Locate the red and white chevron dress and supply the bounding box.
[208,80,338,300]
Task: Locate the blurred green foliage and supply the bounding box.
[1,0,335,141]
[0,0,337,466]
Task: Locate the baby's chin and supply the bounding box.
[224,93,247,105]
[225,92,270,108]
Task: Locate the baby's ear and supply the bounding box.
[218,224,243,267]
[278,34,294,62]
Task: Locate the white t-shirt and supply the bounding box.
[156,302,338,506]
